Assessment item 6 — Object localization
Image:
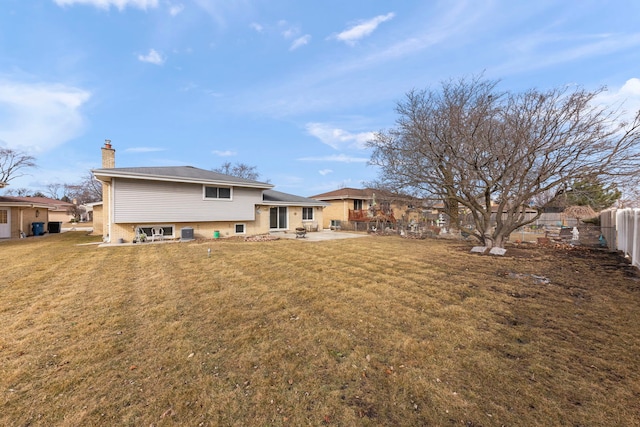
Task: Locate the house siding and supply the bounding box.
[112,178,261,223]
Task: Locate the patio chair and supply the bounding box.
[151,227,164,242]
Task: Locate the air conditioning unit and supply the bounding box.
[181,227,194,241]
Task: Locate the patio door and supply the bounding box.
[0,209,10,238]
[270,207,287,229]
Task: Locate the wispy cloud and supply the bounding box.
[298,154,369,163]
[250,22,263,32]
[168,3,184,16]
[212,150,236,157]
[193,0,253,28]
[595,78,640,123]
[0,80,90,152]
[318,169,333,176]
[290,35,311,51]
[279,20,299,39]
[496,32,640,76]
[53,0,158,10]
[138,49,165,65]
[306,123,373,150]
[124,147,166,153]
[332,12,395,46]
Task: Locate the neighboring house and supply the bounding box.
[22,197,75,223]
[0,196,51,238]
[91,142,327,243]
[310,187,423,230]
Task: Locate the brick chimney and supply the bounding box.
[101,139,115,168]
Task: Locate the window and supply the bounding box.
[302,207,313,221]
[0,210,7,224]
[204,186,232,199]
[137,225,174,239]
[235,223,245,234]
[353,199,363,210]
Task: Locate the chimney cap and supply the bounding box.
[104,139,112,149]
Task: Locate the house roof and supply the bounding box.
[0,196,71,210]
[310,187,419,204]
[92,166,274,189]
[263,189,329,207]
[310,187,377,201]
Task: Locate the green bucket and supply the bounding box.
[213,230,220,239]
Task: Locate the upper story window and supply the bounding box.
[353,199,363,210]
[204,186,232,200]
[302,207,313,221]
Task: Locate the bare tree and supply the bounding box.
[0,147,36,186]
[64,176,102,205]
[368,76,640,248]
[3,187,33,197]
[213,162,264,181]
[45,183,65,200]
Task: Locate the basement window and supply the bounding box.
[137,225,174,239]
[235,223,245,234]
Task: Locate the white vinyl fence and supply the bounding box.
[600,208,640,268]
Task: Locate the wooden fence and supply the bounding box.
[600,208,640,268]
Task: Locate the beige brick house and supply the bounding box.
[310,187,424,230]
[92,142,327,243]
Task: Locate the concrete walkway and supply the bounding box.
[272,229,369,241]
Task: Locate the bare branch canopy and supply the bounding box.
[368,76,640,248]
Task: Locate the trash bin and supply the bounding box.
[213,230,220,239]
[32,222,45,236]
[48,221,62,233]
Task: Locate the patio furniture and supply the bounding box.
[295,227,307,238]
[135,228,147,243]
[151,227,164,242]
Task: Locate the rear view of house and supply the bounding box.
[92,141,327,242]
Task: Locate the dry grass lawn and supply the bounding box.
[1,232,639,426]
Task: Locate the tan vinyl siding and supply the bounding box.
[112,178,261,223]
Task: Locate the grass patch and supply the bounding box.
[1,233,640,426]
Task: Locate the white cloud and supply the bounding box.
[290,35,311,51]
[595,78,640,124]
[306,123,374,150]
[169,3,184,16]
[212,150,236,156]
[124,147,166,153]
[333,12,395,46]
[0,80,90,152]
[53,0,158,10]
[297,154,369,163]
[138,49,165,65]
[319,169,333,176]
[250,22,263,32]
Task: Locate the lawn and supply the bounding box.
[1,232,639,426]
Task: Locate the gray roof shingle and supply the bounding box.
[92,166,273,188]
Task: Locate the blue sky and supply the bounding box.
[1,0,639,197]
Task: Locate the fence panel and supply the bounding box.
[602,208,640,268]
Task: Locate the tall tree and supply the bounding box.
[64,172,102,205]
[565,179,621,212]
[3,187,32,197]
[213,162,264,181]
[45,183,65,200]
[0,147,36,186]
[368,76,640,248]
